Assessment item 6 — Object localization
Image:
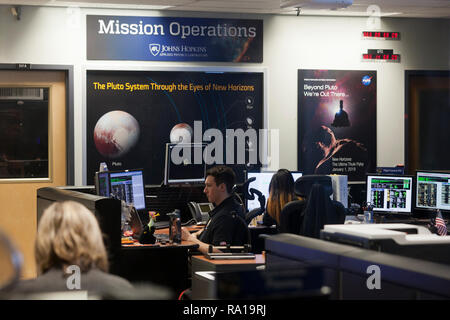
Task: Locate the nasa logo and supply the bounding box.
[149,43,161,56]
[362,75,372,86]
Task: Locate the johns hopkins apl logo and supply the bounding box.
[362,75,373,86]
[149,44,160,56]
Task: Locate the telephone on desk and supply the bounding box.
[188,201,214,225]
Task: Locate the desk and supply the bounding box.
[191,254,265,273]
[113,228,199,296]
[191,254,265,299]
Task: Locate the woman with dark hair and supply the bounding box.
[262,169,297,229]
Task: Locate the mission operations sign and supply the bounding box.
[86,15,263,62]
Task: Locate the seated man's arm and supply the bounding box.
[181,227,222,254]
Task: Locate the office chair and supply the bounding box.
[230,210,252,251]
[279,199,307,233]
[244,188,266,225]
[279,175,345,238]
[278,175,329,234]
[234,177,266,225]
[0,229,22,294]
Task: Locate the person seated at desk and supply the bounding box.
[261,169,298,230]
[13,201,133,296]
[181,165,247,254]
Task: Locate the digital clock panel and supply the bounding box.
[363,31,400,40]
[363,49,400,62]
[363,53,400,61]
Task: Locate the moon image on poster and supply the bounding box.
[170,123,193,143]
[93,110,140,158]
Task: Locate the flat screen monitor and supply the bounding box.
[164,143,207,185]
[366,174,413,214]
[246,171,303,211]
[416,171,450,212]
[95,171,110,197]
[109,169,146,211]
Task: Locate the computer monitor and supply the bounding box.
[366,174,413,215]
[109,169,146,212]
[164,143,207,185]
[246,171,303,211]
[95,171,110,197]
[416,171,450,212]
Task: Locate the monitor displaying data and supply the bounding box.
[246,171,303,211]
[164,143,207,185]
[416,171,450,211]
[366,174,413,214]
[109,169,146,211]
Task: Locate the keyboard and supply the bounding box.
[154,221,170,229]
[155,233,169,242]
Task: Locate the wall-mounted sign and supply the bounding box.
[87,15,263,63]
[362,31,400,40]
[297,69,377,182]
[363,49,400,62]
[86,70,264,184]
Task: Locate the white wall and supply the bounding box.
[1,6,449,185]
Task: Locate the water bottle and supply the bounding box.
[168,209,181,244]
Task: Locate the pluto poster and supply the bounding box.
[86,70,263,184]
[297,69,377,181]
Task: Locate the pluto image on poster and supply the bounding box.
[87,70,263,184]
[298,70,376,181]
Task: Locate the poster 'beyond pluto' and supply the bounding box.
[86,70,263,185]
[298,70,376,182]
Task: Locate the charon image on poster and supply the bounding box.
[86,70,264,185]
[297,69,377,182]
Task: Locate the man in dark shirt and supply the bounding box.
[181,165,247,254]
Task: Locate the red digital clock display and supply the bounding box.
[363,31,400,40]
[363,53,400,61]
[363,49,400,62]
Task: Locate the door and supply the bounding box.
[0,71,66,279]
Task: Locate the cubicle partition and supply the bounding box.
[265,233,450,299]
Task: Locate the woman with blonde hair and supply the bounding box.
[14,201,132,295]
[262,169,297,229]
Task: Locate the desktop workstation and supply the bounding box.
[35,166,450,299]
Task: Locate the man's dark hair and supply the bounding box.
[206,165,236,194]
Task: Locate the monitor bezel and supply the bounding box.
[415,170,450,213]
[365,173,415,216]
[164,142,207,185]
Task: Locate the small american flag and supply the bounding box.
[435,210,448,236]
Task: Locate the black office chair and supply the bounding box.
[279,199,307,233]
[230,211,252,250]
[244,188,266,225]
[234,177,266,225]
[279,175,346,238]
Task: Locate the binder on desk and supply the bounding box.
[205,252,256,260]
